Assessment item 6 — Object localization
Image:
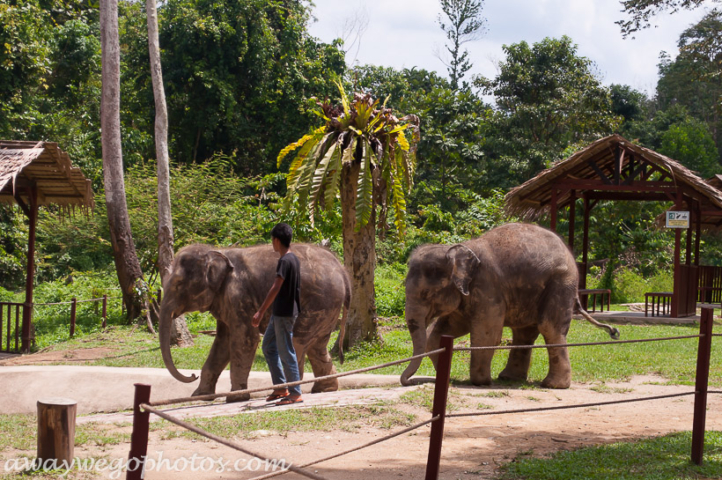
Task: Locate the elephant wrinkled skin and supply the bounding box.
[400,223,619,389]
[159,243,350,401]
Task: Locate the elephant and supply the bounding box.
[159,243,350,401]
[400,223,619,389]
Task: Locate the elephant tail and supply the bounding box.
[575,296,621,340]
[338,270,351,364]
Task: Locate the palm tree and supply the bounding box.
[279,84,420,346]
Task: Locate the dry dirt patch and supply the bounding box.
[3,375,719,480]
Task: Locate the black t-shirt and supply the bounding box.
[272,252,301,317]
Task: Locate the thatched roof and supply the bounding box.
[505,134,722,227]
[0,140,94,211]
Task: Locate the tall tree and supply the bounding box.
[279,86,420,346]
[100,0,146,319]
[617,0,718,38]
[477,36,621,186]
[436,0,486,90]
[145,0,192,345]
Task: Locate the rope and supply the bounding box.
[446,392,696,419]
[147,348,447,407]
[33,296,112,306]
[141,404,330,480]
[246,416,440,480]
[455,335,704,352]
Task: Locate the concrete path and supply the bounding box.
[78,386,411,425]
[0,365,403,415]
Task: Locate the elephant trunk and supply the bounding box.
[160,301,198,383]
[400,304,429,386]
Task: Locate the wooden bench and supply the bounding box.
[578,289,611,313]
[645,292,672,317]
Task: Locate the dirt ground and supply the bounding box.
[3,373,720,480]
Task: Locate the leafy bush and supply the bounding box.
[375,263,407,318]
[587,266,673,303]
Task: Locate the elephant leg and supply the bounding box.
[538,299,573,389]
[193,321,230,397]
[468,309,505,386]
[227,322,260,403]
[307,334,338,393]
[293,337,306,380]
[427,315,469,373]
[498,325,540,382]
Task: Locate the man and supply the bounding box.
[252,223,303,405]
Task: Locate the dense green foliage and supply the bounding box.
[2,0,722,322]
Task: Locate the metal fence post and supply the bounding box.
[425,335,454,480]
[692,307,714,465]
[127,384,152,480]
[102,295,107,329]
[69,298,77,338]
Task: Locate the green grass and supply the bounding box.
[499,431,722,480]
[0,414,130,452]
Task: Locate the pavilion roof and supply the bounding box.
[505,134,722,228]
[0,141,94,212]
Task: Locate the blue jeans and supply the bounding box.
[262,315,302,396]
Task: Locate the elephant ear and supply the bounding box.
[206,251,234,292]
[446,244,480,296]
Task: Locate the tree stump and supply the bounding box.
[37,398,77,465]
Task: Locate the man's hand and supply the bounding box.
[252,311,263,328]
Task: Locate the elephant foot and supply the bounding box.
[470,374,493,387]
[226,391,251,403]
[498,367,528,382]
[311,378,339,393]
[191,386,217,401]
[540,374,571,389]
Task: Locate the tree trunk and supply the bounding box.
[100,0,145,319]
[146,0,192,346]
[340,160,378,347]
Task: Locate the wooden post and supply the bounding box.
[22,185,38,353]
[695,210,701,266]
[425,335,454,480]
[692,307,714,465]
[568,190,576,253]
[102,295,108,329]
[550,188,558,231]
[127,384,152,480]
[37,398,77,466]
[69,298,77,338]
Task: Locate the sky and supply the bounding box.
[307,0,716,97]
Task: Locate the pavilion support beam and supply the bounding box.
[22,185,38,353]
[550,188,558,231]
[695,208,701,266]
[671,191,683,319]
[579,194,591,301]
[568,190,576,253]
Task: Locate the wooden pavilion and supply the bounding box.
[505,134,722,318]
[0,141,94,352]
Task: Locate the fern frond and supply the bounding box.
[309,140,339,214]
[277,126,325,168]
[324,145,343,211]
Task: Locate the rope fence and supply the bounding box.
[454,334,704,351]
[125,307,717,480]
[127,341,454,480]
[146,348,446,407]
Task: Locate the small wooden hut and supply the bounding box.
[0,141,94,352]
[505,134,722,318]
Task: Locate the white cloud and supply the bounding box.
[308,0,716,97]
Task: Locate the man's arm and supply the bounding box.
[252,276,285,327]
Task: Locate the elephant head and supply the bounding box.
[400,243,480,386]
[159,246,234,383]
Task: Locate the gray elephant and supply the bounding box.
[400,223,619,389]
[160,243,350,401]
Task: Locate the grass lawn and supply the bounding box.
[500,431,722,480]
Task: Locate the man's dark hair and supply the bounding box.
[271,223,293,248]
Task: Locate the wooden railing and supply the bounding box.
[0,302,24,353]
